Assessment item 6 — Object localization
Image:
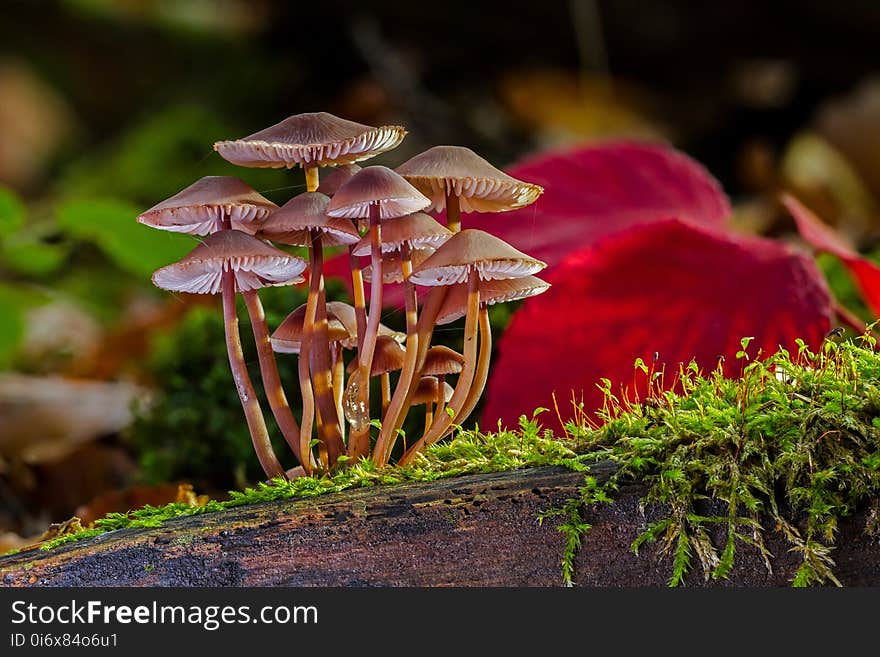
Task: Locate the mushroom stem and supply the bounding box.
[348,204,383,458]
[424,403,433,434]
[380,284,447,455]
[241,290,306,467]
[349,246,368,353]
[306,230,345,467]
[373,242,419,465]
[399,269,480,465]
[435,373,447,420]
[297,290,318,474]
[221,270,286,481]
[451,305,492,435]
[381,372,391,417]
[304,165,320,193]
[332,342,345,437]
[445,190,461,233]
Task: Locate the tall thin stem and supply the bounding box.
[374,242,419,464]
[445,191,461,233]
[453,305,492,433]
[221,270,286,480]
[306,231,345,466]
[242,290,306,467]
[332,342,345,437]
[348,204,383,458]
[399,270,479,465]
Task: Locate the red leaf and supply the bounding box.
[440,140,732,267]
[324,141,731,308]
[782,193,880,316]
[481,219,833,428]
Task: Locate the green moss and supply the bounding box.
[551,333,880,587]
[15,334,880,588]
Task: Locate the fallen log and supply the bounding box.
[1,463,878,587]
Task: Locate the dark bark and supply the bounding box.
[1,464,878,587]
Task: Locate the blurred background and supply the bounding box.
[2,0,880,550]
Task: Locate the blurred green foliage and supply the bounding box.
[126,285,309,489]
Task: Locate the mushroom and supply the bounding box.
[258,191,359,467]
[214,111,406,192]
[137,178,311,474]
[350,213,452,465]
[326,165,430,458]
[388,147,544,450]
[151,230,307,479]
[346,336,406,417]
[317,163,362,197]
[433,276,550,434]
[361,249,434,284]
[410,376,455,437]
[395,145,543,231]
[136,176,277,235]
[396,229,545,465]
[421,345,465,420]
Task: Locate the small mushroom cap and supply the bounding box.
[352,212,452,257]
[257,192,360,247]
[346,335,406,375]
[326,166,431,220]
[317,164,362,196]
[137,176,278,236]
[436,275,551,325]
[152,230,307,295]
[396,145,543,213]
[411,376,454,405]
[422,345,465,375]
[214,112,406,169]
[409,229,546,286]
[322,301,405,349]
[270,303,351,354]
[362,248,434,284]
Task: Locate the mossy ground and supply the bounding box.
[11,334,880,587]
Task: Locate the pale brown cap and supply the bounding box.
[362,248,434,284]
[395,145,543,213]
[346,335,406,375]
[214,112,406,169]
[324,301,405,348]
[271,303,351,354]
[436,275,551,325]
[257,192,359,247]
[317,164,362,196]
[137,176,277,236]
[412,376,454,405]
[152,230,307,295]
[409,229,546,286]
[422,345,465,375]
[326,166,430,220]
[352,212,452,256]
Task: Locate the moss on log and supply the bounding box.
[1,463,878,587]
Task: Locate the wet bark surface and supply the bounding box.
[1,463,878,587]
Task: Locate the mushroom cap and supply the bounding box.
[317,164,362,196]
[325,301,405,348]
[412,376,454,405]
[352,212,452,256]
[257,192,360,247]
[409,229,546,286]
[152,230,307,295]
[422,345,465,375]
[346,335,406,376]
[137,176,277,236]
[436,275,551,325]
[395,145,543,213]
[362,248,434,284]
[214,112,406,169]
[270,303,352,354]
[326,166,431,220]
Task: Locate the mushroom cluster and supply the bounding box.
[140,112,548,479]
